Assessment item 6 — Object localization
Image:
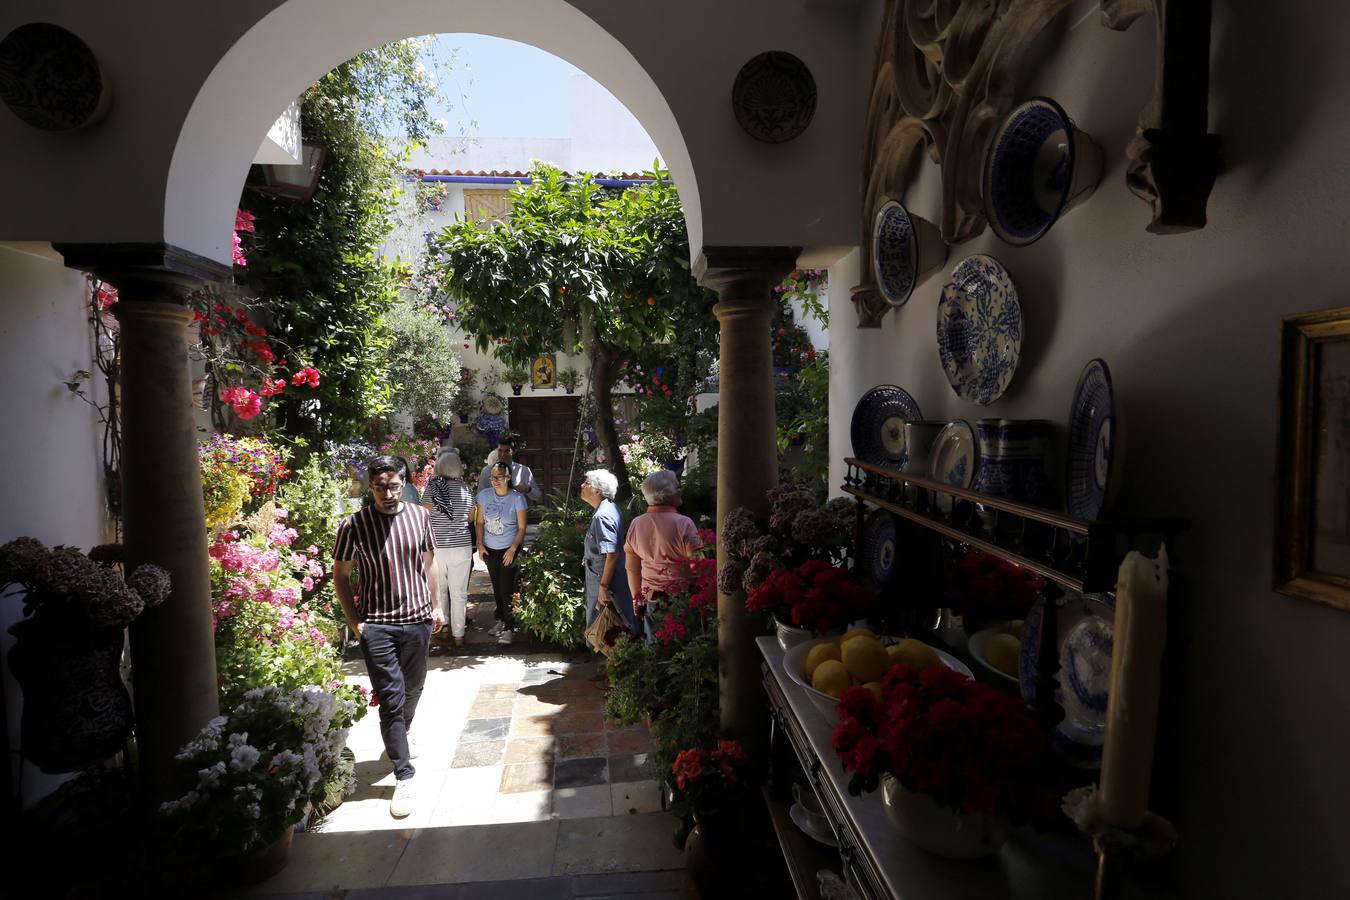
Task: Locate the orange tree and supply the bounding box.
[429,163,717,501]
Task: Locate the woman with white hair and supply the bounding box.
[623,469,702,637]
[580,469,635,634]
[421,449,475,646]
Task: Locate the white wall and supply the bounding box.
[837,1,1350,896]
[0,244,113,808]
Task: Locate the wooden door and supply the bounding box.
[508,396,581,506]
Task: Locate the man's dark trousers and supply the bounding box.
[360,620,432,781]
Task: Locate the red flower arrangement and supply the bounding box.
[671,739,751,815]
[745,559,875,634]
[831,664,1057,823]
[943,550,1045,619]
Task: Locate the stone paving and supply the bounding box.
[229,575,683,896]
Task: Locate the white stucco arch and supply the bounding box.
[166,0,701,265]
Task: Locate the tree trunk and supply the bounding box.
[591,340,632,504]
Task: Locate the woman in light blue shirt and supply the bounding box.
[474,461,528,644]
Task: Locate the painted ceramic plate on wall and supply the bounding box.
[481,395,505,415]
[850,385,923,468]
[857,509,897,594]
[927,419,977,489]
[936,255,1022,406]
[731,51,817,144]
[1066,358,1117,522]
[1018,591,1115,768]
[872,200,917,305]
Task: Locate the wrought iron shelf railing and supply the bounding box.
[843,458,1187,594]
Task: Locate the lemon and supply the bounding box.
[804,642,841,681]
[812,660,851,698]
[840,627,876,645]
[840,635,889,683]
[887,638,940,670]
[862,681,884,701]
[985,633,1021,677]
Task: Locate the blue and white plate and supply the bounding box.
[850,385,923,468]
[857,509,897,594]
[927,418,977,489]
[1066,358,1116,521]
[873,200,919,306]
[1019,591,1115,769]
[936,255,1022,406]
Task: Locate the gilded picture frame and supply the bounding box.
[1274,305,1350,611]
[531,354,557,389]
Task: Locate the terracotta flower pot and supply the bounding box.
[219,824,296,885]
[881,774,1006,859]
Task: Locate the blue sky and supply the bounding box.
[422,34,583,138]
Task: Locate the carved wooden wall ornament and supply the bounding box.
[853,0,1220,328]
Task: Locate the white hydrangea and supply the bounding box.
[229,743,261,772]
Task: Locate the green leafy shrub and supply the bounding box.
[385,299,463,423]
[515,490,589,647]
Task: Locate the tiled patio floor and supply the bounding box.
[227,577,683,897]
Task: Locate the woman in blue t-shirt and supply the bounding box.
[474,461,529,644]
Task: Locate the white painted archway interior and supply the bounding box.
[166,0,700,265]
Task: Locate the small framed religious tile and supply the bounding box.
[1275,305,1350,611]
[531,354,557,389]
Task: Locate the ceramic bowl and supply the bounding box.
[983,97,1103,247]
[872,199,947,307]
[782,636,974,724]
[967,627,1020,687]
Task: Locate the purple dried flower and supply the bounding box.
[87,543,125,565]
[0,536,49,586]
[127,564,172,607]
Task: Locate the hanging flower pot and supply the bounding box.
[882,775,1007,859]
[7,614,133,773]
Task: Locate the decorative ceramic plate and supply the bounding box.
[731,51,817,144]
[927,418,977,490]
[984,97,1079,246]
[872,200,919,306]
[1018,592,1115,768]
[936,255,1022,406]
[481,394,505,415]
[967,627,1020,687]
[789,802,839,848]
[850,385,923,468]
[857,509,897,594]
[1066,358,1115,521]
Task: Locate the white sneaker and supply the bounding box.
[488,620,505,636]
[390,777,416,818]
[497,629,514,645]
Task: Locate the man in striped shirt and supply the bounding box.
[333,455,443,818]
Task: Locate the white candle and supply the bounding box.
[1097,546,1169,829]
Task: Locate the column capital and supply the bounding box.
[52,241,231,302]
[695,245,800,300]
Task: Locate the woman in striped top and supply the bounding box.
[421,449,475,646]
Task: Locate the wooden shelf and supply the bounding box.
[843,458,1187,593]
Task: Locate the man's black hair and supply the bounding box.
[497,435,516,449]
[368,455,408,482]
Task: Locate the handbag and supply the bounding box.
[584,600,628,657]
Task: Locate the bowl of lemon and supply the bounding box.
[967,622,1022,687]
[782,629,974,723]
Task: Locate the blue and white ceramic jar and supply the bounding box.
[970,419,1052,507]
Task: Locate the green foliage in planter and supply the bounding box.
[456,435,490,480]
[504,362,530,387]
[515,490,589,647]
[557,367,581,391]
[778,350,830,486]
[276,455,352,616]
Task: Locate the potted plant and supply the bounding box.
[831,664,1057,859]
[159,685,348,882]
[504,362,530,396]
[671,739,752,894]
[557,367,581,394]
[0,538,170,773]
[746,558,876,651]
[452,367,479,423]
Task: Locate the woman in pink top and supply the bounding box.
[624,470,703,638]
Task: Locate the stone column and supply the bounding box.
[697,246,797,763]
[56,243,229,807]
